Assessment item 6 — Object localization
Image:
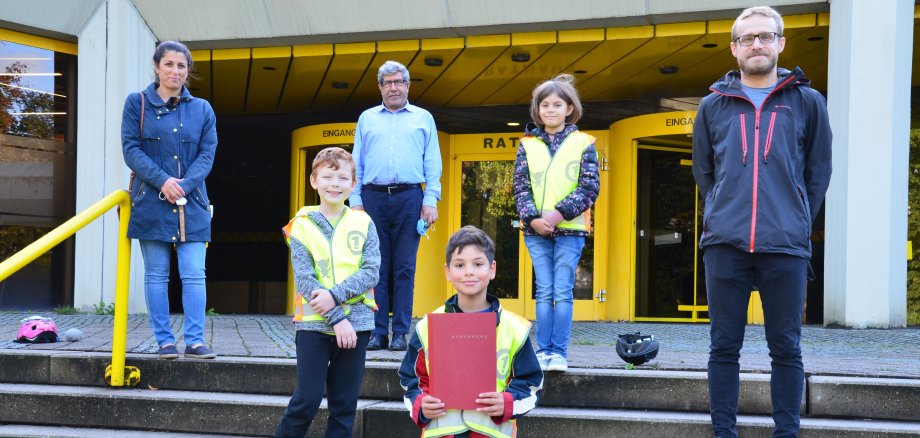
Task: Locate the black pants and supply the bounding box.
[704,245,807,438]
[275,330,370,438]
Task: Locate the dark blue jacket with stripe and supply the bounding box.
[692,67,832,258]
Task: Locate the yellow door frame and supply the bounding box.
[449,132,606,321]
[633,144,705,322]
[607,112,764,324]
[288,123,449,316]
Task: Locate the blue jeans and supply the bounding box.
[704,245,807,438]
[524,234,585,358]
[139,240,208,347]
[362,186,422,337]
[275,330,370,438]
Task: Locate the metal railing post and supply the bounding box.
[109,196,132,387]
[0,190,136,387]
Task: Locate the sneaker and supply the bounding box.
[546,354,568,372]
[184,344,217,359]
[536,352,551,371]
[158,344,179,360]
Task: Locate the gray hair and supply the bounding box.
[732,6,784,41]
[377,60,410,84]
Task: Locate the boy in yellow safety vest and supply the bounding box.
[399,225,544,438]
[275,147,381,437]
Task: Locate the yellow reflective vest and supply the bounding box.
[282,206,377,322]
[520,131,596,232]
[414,307,532,438]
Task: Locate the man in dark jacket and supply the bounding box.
[692,6,832,438]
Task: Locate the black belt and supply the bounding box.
[364,183,420,195]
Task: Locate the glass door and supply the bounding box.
[453,152,600,320]
[457,157,526,314]
[634,145,707,322]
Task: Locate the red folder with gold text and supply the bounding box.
[427,312,497,410]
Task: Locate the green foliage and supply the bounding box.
[908,130,920,325]
[624,363,636,371]
[206,307,219,317]
[93,300,115,316]
[54,305,80,315]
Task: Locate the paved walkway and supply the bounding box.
[1,312,919,378]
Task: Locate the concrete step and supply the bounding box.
[2,351,919,423]
[0,424,231,437]
[2,384,919,438]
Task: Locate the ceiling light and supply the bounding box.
[424,56,443,67]
[702,43,718,48]
[507,122,520,127]
[0,73,62,76]
[659,65,678,75]
[331,81,349,89]
[0,82,65,98]
[511,53,530,63]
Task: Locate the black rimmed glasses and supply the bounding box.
[734,32,781,46]
[380,79,408,88]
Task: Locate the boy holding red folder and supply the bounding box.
[398,225,544,438]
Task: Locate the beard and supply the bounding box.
[737,51,777,76]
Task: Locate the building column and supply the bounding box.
[74,0,156,313]
[824,0,913,328]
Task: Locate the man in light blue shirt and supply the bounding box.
[349,60,442,352]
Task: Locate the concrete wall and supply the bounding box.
[824,0,912,327]
[73,0,156,313]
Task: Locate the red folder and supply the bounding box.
[427,312,497,410]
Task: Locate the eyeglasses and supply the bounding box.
[380,79,407,88]
[734,32,780,46]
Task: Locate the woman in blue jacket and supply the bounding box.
[121,41,218,360]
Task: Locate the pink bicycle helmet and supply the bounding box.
[16,316,58,343]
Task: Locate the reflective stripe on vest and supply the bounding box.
[282,206,377,322]
[520,131,596,231]
[415,306,532,438]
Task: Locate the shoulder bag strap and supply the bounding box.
[128,92,144,192]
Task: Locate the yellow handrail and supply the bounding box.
[0,190,134,387]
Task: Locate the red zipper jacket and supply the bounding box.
[692,67,832,258]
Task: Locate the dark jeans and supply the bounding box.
[275,330,370,438]
[361,186,422,337]
[704,245,807,438]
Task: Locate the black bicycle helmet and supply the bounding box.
[616,332,659,365]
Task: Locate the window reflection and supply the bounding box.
[460,160,519,299]
[1,39,76,309]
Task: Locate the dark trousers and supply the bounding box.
[362,186,422,337]
[275,330,370,438]
[704,245,807,438]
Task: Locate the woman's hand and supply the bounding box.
[160,177,186,204]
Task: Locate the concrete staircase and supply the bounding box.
[1,351,919,437]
